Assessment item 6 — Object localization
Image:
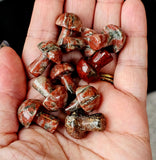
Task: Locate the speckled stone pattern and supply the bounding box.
[147,92,156,160]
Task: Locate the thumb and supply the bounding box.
[0,47,26,147]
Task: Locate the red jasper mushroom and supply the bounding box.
[65,85,101,114]
[50,62,76,94]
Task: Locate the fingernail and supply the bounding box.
[0,40,10,49]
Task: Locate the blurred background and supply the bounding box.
[0,0,156,159]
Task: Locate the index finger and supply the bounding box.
[22,0,64,68]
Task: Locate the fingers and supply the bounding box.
[0,47,26,147]
[114,0,147,101]
[23,0,96,73]
[93,0,124,74]
[22,0,64,68]
[64,0,96,28]
[94,0,124,32]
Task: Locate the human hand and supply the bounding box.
[0,0,152,159]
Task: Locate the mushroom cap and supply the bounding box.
[50,62,74,79]
[32,76,54,97]
[43,85,68,111]
[76,58,98,83]
[76,85,101,112]
[56,13,82,32]
[38,41,62,64]
[18,99,42,128]
[103,24,126,53]
[65,112,87,139]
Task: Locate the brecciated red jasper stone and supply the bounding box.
[76,58,98,83]
[43,86,68,111]
[87,33,108,50]
[57,28,80,46]
[83,45,96,57]
[60,74,77,94]
[103,24,126,53]
[18,99,42,128]
[50,63,76,94]
[87,49,113,72]
[34,112,59,134]
[76,85,101,112]
[50,63,74,79]
[65,112,87,139]
[78,113,106,131]
[61,37,86,52]
[56,13,82,32]
[28,54,50,78]
[81,28,97,57]
[81,27,97,38]
[38,41,62,64]
[65,85,101,114]
[33,76,54,97]
[65,112,105,139]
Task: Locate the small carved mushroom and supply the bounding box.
[18,99,42,128]
[87,24,126,53]
[56,13,82,46]
[61,37,86,52]
[32,76,54,97]
[80,27,97,57]
[28,41,62,77]
[33,76,68,111]
[43,85,68,111]
[56,13,82,32]
[103,24,126,53]
[76,50,113,83]
[38,41,62,64]
[65,85,101,114]
[65,112,106,139]
[34,111,59,134]
[50,62,76,94]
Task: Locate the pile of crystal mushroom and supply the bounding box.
[18,13,126,139]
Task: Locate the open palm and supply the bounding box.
[0,0,152,159]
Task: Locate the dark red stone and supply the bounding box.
[28,54,50,78]
[56,13,82,32]
[18,99,42,128]
[43,86,68,111]
[34,112,59,133]
[61,37,86,52]
[38,41,62,64]
[87,50,113,72]
[76,58,98,83]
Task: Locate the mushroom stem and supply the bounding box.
[34,111,59,134]
[33,76,68,111]
[32,76,54,97]
[50,63,76,93]
[57,27,79,46]
[79,113,106,131]
[65,112,106,139]
[61,37,86,52]
[60,74,76,94]
[65,99,80,114]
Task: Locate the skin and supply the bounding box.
[0,0,152,159]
